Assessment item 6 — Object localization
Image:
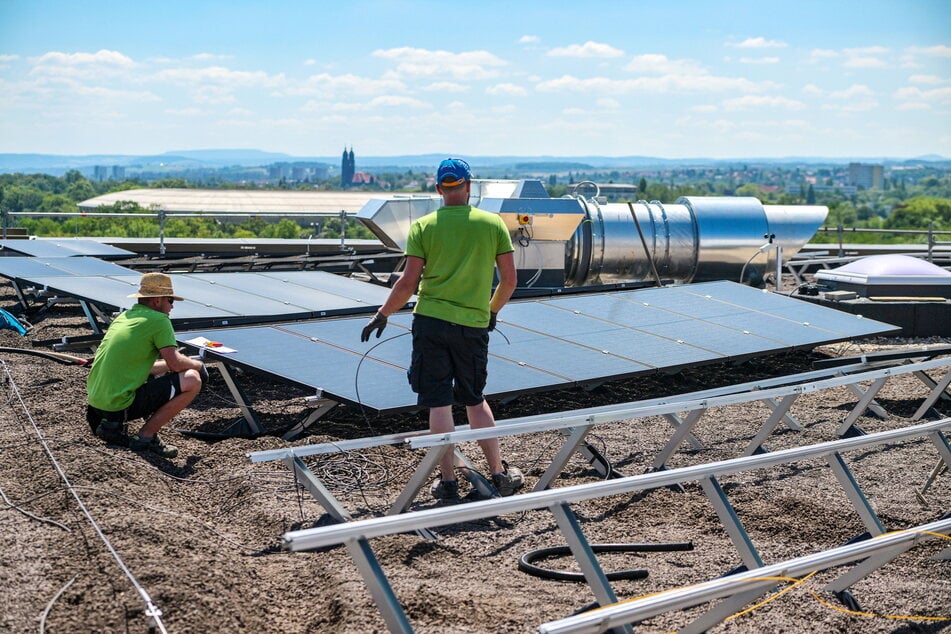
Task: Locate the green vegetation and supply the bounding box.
[1,165,949,245]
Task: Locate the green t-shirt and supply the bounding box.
[405,205,514,328]
[86,303,178,412]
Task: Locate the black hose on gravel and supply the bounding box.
[518,541,694,582]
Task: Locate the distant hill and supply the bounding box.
[0,149,947,176]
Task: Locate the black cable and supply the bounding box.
[518,541,694,582]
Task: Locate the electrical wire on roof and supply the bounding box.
[0,359,169,634]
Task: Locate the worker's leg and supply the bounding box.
[465,400,503,475]
[429,405,457,480]
[138,369,202,437]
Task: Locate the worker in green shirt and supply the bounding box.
[86,272,206,458]
[361,157,523,499]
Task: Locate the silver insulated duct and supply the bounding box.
[565,195,828,285]
[356,180,827,288]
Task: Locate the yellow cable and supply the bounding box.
[725,572,818,620]
[808,590,950,622]
[606,528,951,631]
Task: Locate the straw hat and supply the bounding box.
[128,272,184,302]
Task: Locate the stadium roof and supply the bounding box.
[79,188,436,215]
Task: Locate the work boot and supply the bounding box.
[491,462,524,497]
[94,420,128,446]
[129,433,178,459]
[430,479,460,500]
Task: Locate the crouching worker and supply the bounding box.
[86,272,206,458]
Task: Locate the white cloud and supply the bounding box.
[519,35,539,44]
[895,85,951,103]
[821,100,878,112]
[561,107,586,115]
[802,84,824,96]
[547,41,624,58]
[0,54,19,62]
[596,97,620,109]
[165,107,205,116]
[369,95,430,108]
[897,101,931,111]
[828,84,874,99]
[739,57,780,64]
[423,81,468,92]
[303,59,317,66]
[192,53,232,61]
[909,74,948,85]
[372,47,507,80]
[625,54,706,76]
[153,65,282,87]
[844,55,888,69]
[536,73,773,95]
[29,49,137,81]
[722,95,805,110]
[906,45,951,57]
[842,46,889,68]
[729,37,787,49]
[32,49,134,68]
[809,49,839,61]
[486,82,527,96]
[284,72,405,97]
[689,104,717,113]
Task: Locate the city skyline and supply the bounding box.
[1,0,949,160]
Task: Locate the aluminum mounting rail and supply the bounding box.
[282,419,951,634]
[409,357,951,449]
[249,353,947,464]
[536,516,951,634]
[250,355,951,527]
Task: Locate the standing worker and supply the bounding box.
[361,157,523,499]
[86,272,206,458]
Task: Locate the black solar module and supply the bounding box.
[179,280,899,413]
[181,271,394,316]
[0,238,134,258]
[11,269,397,328]
[0,256,134,279]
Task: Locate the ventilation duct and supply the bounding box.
[356,180,827,288]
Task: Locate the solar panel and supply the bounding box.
[182,271,394,316]
[9,267,399,328]
[0,238,134,258]
[179,280,899,413]
[28,274,241,320]
[0,256,134,279]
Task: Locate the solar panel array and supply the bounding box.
[180,281,899,413]
[0,256,397,327]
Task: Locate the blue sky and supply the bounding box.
[1,0,949,159]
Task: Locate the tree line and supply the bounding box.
[1,168,949,245]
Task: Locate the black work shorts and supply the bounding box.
[408,314,489,408]
[87,372,183,432]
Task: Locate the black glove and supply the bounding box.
[488,311,498,332]
[361,311,388,342]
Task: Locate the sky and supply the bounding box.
[1,0,949,160]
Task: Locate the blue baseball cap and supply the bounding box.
[436,158,471,187]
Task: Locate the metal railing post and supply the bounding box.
[339,210,346,251]
[928,221,935,263]
[158,209,167,257]
[837,224,844,257]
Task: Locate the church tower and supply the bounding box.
[341,146,355,188]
